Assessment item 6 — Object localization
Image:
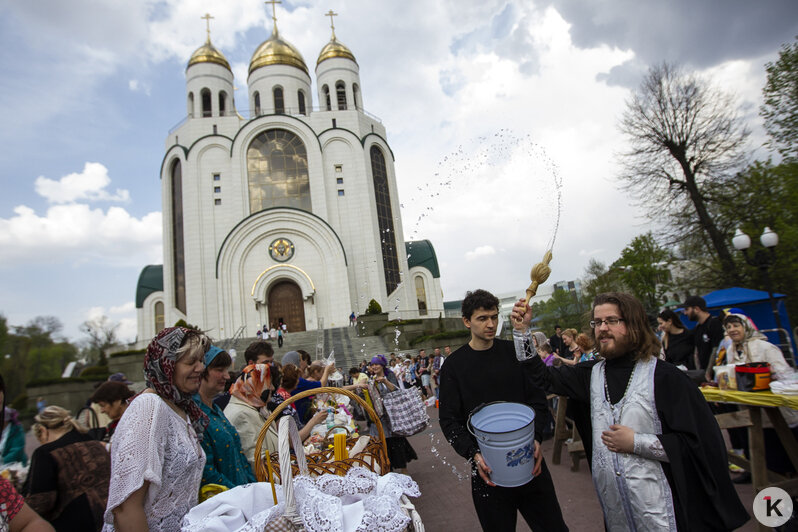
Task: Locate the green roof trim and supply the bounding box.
[135,265,164,308]
[443,300,462,311]
[405,240,440,278]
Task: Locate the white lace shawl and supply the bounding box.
[293,466,420,532]
[102,393,205,532]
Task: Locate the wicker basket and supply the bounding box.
[253,387,390,481]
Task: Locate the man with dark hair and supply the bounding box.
[89,381,135,443]
[682,295,723,376]
[244,340,274,366]
[439,289,567,532]
[512,292,749,530]
[549,325,564,355]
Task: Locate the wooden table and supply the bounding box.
[701,388,798,531]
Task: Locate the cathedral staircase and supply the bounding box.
[224,327,396,371]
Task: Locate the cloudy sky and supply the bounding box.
[1,0,796,343]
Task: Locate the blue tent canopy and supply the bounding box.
[680,287,795,358]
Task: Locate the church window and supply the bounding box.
[353,84,360,110]
[335,165,342,173]
[323,85,331,111]
[247,129,310,213]
[188,92,195,117]
[170,160,186,314]
[415,276,428,316]
[336,81,347,110]
[154,301,165,333]
[338,190,345,196]
[254,92,261,116]
[201,88,212,117]
[336,178,343,184]
[273,87,284,114]
[219,91,227,116]
[298,90,306,115]
[213,173,220,181]
[214,186,221,193]
[215,198,222,205]
[370,145,400,294]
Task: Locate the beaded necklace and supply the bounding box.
[603,361,638,424]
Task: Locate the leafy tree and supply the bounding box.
[762,37,798,161]
[581,259,623,305]
[619,62,749,283]
[80,316,119,365]
[715,160,798,319]
[611,233,674,314]
[365,299,383,315]
[530,288,589,334]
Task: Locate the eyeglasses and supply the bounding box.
[590,318,625,328]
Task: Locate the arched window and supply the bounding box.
[336,81,347,110]
[154,301,165,333]
[218,91,227,116]
[170,160,186,313]
[352,83,360,110]
[323,85,331,111]
[187,92,195,117]
[254,92,261,116]
[370,145,400,294]
[273,87,284,114]
[247,129,310,213]
[297,90,306,116]
[415,276,428,316]
[201,88,212,117]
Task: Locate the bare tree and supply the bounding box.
[80,316,119,365]
[619,62,750,282]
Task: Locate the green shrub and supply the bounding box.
[80,365,110,379]
[109,348,146,358]
[409,330,470,346]
[365,299,383,315]
[10,393,27,411]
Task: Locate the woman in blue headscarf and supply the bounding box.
[367,355,418,473]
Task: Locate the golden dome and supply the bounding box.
[249,29,308,75]
[317,36,357,66]
[187,38,231,71]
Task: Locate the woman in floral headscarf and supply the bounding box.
[224,364,326,469]
[103,327,209,532]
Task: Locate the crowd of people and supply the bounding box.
[1,288,795,530]
[0,330,453,531]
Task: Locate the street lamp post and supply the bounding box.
[732,227,788,352]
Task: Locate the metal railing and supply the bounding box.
[168,105,382,134]
[760,328,796,367]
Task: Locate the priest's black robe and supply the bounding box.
[523,352,750,531]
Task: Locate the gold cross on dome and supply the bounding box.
[201,13,214,42]
[325,9,338,38]
[265,0,281,25]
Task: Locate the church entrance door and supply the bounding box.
[268,280,306,332]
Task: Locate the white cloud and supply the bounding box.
[128,79,151,95]
[0,202,161,266]
[34,162,130,204]
[465,245,497,261]
[110,301,136,315]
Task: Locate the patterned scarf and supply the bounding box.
[230,363,272,408]
[143,327,209,439]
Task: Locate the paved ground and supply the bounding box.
[24,407,759,531]
[405,406,758,532]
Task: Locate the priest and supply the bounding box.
[511,292,748,531]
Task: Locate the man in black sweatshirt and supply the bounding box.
[439,289,568,531]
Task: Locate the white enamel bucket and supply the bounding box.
[467,401,536,487]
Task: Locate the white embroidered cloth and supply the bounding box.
[103,393,205,532]
[182,483,286,532]
[293,466,420,532]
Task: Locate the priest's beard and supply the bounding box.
[597,332,633,360]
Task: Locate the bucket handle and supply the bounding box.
[466,402,489,439]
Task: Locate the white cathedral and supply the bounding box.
[135,12,443,342]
